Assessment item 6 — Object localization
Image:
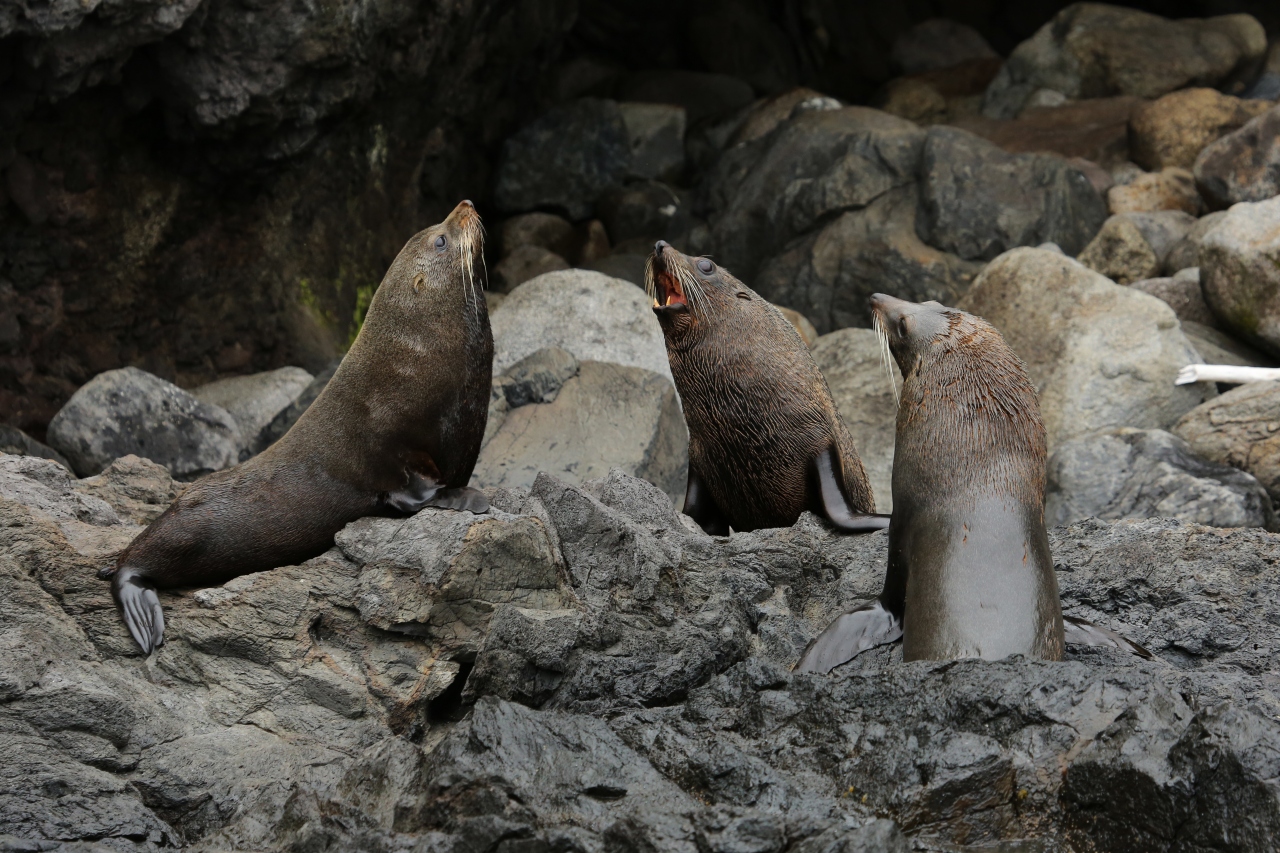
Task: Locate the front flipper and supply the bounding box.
[1063,615,1153,660]
[425,486,490,514]
[683,467,729,536]
[113,567,165,655]
[383,471,443,514]
[809,447,891,533]
[793,599,903,674]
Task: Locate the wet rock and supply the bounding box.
[1175,380,1280,504]
[959,247,1214,447]
[46,367,239,479]
[620,102,687,184]
[0,426,70,470]
[596,180,686,245]
[251,358,341,454]
[890,19,997,75]
[1199,196,1280,357]
[1193,104,1280,210]
[811,329,901,513]
[1129,88,1271,171]
[617,70,755,127]
[491,269,670,380]
[983,5,1267,119]
[1046,428,1275,530]
[491,245,570,294]
[474,361,687,499]
[493,98,631,221]
[1164,209,1229,274]
[500,212,579,262]
[191,366,313,457]
[1131,272,1217,328]
[754,188,982,334]
[1108,167,1202,215]
[1078,215,1159,284]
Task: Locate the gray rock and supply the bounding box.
[959,248,1214,448]
[1130,275,1217,327]
[754,188,983,334]
[889,18,997,75]
[46,367,240,479]
[1046,427,1275,530]
[1175,380,1280,504]
[0,455,119,529]
[916,126,1108,261]
[811,329,901,513]
[596,180,687,245]
[191,366,313,457]
[491,245,570,294]
[1193,104,1280,210]
[251,358,341,454]
[983,6,1267,119]
[474,361,687,500]
[0,426,70,470]
[499,346,580,408]
[619,102,686,183]
[1181,320,1277,368]
[1122,210,1197,268]
[493,98,631,221]
[490,269,671,380]
[1200,196,1280,357]
[1164,209,1229,274]
[500,211,580,261]
[1078,215,1160,284]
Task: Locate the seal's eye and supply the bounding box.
[696,258,714,275]
[434,235,447,252]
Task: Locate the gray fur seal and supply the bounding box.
[100,200,493,654]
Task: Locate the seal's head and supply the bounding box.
[645,240,761,343]
[380,199,486,314]
[868,293,957,380]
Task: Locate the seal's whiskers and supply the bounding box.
[873,313,900,407]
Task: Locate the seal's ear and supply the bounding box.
[807,446,890,533]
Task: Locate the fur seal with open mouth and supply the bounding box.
[100,200,493,654]
[646,240,889,535]
[795,295,1149,672]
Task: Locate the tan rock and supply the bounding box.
[1107,167,1201,215]
[1129,88,1271,171]
[1078,216,1159,284]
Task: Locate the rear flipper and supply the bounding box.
[1063,615,1153,660]
[810,447,891,533]
[793,599,903,674]
[113,567,165,655]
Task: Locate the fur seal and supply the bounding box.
[646,241,888,535]
[100,200,493,654]
[795,295,1148,672]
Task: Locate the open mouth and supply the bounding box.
[648,253,689,313]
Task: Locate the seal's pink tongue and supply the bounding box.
[654,270,687,308]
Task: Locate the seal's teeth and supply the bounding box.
[652,298,660,309]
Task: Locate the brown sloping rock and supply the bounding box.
[1129,88,1271,171]
[1175,380,1280,503]
[1194,104,1280,210]
[952,96,1144,166]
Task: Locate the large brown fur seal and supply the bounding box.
[101,200,493,653]
[646,241,888,535]
[795,295,1147,672]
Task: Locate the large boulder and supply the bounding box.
[490,270,671,380]
[619,102,686,184]
[1199,196,1280,357]
[959,248,1214,447]
[983,5,1266,119]
[1193,104,1280,210]
[492,98,631,221]
[1046,427,1275,530]
[916,126,1107,261]
[1129,88,1271,171]
[46,367,240,479]
[811,329,901,513]
[1174,380,1280,504]
[474,361,687,500]
[1077,215,1160,284]
[191,366,313,457]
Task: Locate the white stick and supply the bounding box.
[1176,364,1280,385]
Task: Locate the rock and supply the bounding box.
[491,245,570,294]
[46,367,240,479]
[1181,320,1278,368]
[889,18,997,75]
[595,180,687,245]
[1130,274,1217,327]
[916,126,1108,261]
[0,426,70,470]
[1046,427,1275,530]
[492,98,631,221]
[1199,196,1280,357]
[953,96,1143,167]
[498,347,580,408]
[1164,209,1229,274]
[959,247,1214,447]
[1122,210,1197,270]
[877,77,947,125]
[74,455,182,527]
[616,70,755,126]
[251,358,341,454]
[775,307,819,347]
[619,102,687,184]
[811,329,901,512]
[500,212,579,261]
[1129,88,1271,171]
[1243,41,1280,100]
[0,454,120,529]
[581,253,648,287]
[983,5,1267,119]
[577,218,611,263]
[1174,380,1280,504]
[1107,167,1201,215]
[728,87,843,147]
[1193,105,1280,210]
[474,361,687,500]
[754,188,983,334]
[490,269,671,380]
[191,366,313,457]
[1078,215,1159,284]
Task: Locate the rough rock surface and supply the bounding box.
[1078,215,1159,284]
[810,329,900,513]
[1107,167,1202,215]
[1199,196,1280,357]
[7,458,1280,850]
[1129,88,1272,171]
[1193,104,1280,210]
[1164,209,1229,274]
[0,426,70,470]
[1131,273,1217,328]
[45,367,239,479]
[1046,427,1275,530]
[191,367,313,457]
[1175,380,1280,504]
[953,96,1142,167]
[983,5,1267,118]
[959,247,1214,448]
[490,270,671,380]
